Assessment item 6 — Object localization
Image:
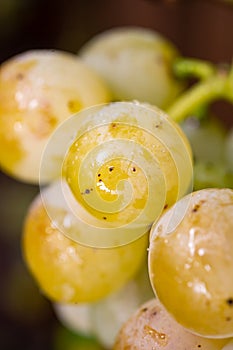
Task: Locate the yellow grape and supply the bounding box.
[148,188,233,338]
[79,27,184,108]
[40,101,193,247]
[0,50,110,183]
[22,181,148,303]
[113,298,229,350]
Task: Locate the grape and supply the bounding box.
[0,50,110,183]
[91,262,154,349]
[148,188,233,338]
[113,298,229,349]
[40,101,193,247]
[79,27,184,108]
[53,302,94,337]
[181,116,226,164]
[22,180,148,303]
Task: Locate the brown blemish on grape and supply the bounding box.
[28,108,57,138]
[226,317,232,321]
[192,200,206,213]
[143,324,167,345]
[103,216,107,220]
[197,345,202,348]
[164,204,168,209]
[67,99,82,114]
[141,307,148,312]
[16,73,24,80]
[109,166,114,172]
[226,298,233,306]
[132,167,136,172]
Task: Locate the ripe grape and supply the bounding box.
[79,27,184,108]
[113,298,229,349]
[41,101,193,247]
[0,50,110,183]
[22,181,148,303]
[148,188,233,338]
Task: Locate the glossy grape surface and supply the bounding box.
[40,101,192,247]
[148,188,233,338]
[22,182,148,303]
[0,50,110,183]
[114,298,229,349]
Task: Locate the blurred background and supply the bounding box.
[0,1,232,349]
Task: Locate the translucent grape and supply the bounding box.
[114,298,229,349]
[148,188,233,338]
[0,50,110,183]
[40,101,193,247]
[22,181,148,303]
[79,27,184,108]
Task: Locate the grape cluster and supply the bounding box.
[0,26,232,350]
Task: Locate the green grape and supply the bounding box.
[181,116,227,164]
[79,27,184,108]
[0,50,111,183]
[22,180,148,303]
[148,188,233,338]
[91,262,154,349]
[113,299,229,349]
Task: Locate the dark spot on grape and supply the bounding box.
[103,216,107,220]
[132,167,136,172]
[141,307,148,312]
[197,345,202,348]
[164,204,168,209]
[152,311,157,316]
[192,204,200,212]
[81,188,93,195]
[98,174,101,177]
[226,316,231,321]
[111,123,116,128]
[109,166,114,172]
[226,298,233,306]
[192,200,206,213]
[16,73,24,80]
[99,179,102,182]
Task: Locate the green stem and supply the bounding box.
[166,71,232,123]
[173,57,216,80]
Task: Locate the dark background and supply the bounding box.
[0,1,232,349]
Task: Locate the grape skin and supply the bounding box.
[22,182,148,303]
[0,50,110,183]
[148,188,233,338]
[114,298,229,349]
[79,27,184,108]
